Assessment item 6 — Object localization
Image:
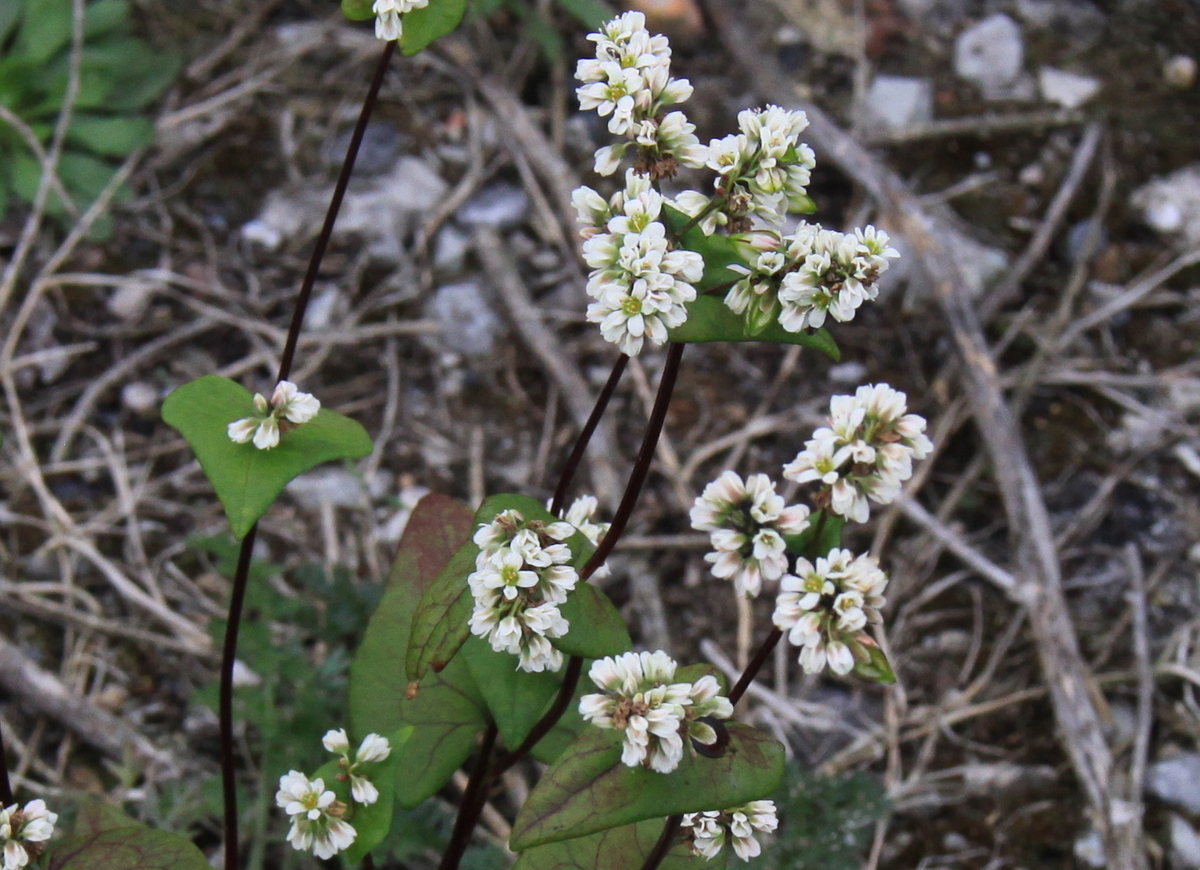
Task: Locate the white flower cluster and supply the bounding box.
[227,380,320,450]
[783,383,931,523]
[559,494,611,579]
[579,651,732,774]
[681,800,778,861]
[726,224,900,334]
[575,171,703,356]
[575,11,704,177]
[690,471,810,598]
[468,510,580,673]
[0,800,56,870]
[773,548,888,675]
[322,729,392,805]
[276,731,390,859]
[276,771,356,860]
[372,0,428,42]
[703,105,815,231]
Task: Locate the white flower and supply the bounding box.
[0,800,57,870]
[782,384,930,523]
[682,801,777,861]
[773,548,888,675]
[373,0,428,41]
[276,771,357,859]
[690,471,810,598]
[322,729,392,806]
[226,380,320,450]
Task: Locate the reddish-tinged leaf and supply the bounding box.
[510,723,785,849]
[48,827,210,870]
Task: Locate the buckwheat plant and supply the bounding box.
[0,6,935,869]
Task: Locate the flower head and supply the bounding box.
[690,471,810,598]
[0,800,57,870]
[772,548,888,675]
[783,384,931,523]
[227,380,321,450]
[682,800,778,861]
[276,771,356,860]
[372,0,428,41]
[323,729,392,806]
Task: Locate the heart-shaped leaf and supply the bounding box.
[349,493,489,809]
[463,636,564,752]
[341,0,374,20]
[511,723,786,849]
[161,375,372,539]
[48,827,210,870]
[783,511,846,559]
[399,0,466,54]
[512,818,707,870]
[407,493,629,683]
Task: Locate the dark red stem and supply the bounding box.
[580,342,685,581]
[641,815,684,870]
[439,722,500,870]
[0,730,13,806]
[219,41,395,870]
[549,354,629,517]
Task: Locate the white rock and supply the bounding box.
[1165,55,1197,89]
[1039,66,1100,109]
[1131,165,1200,246]
[378,485,433,544]
[455,183,529,229]
[865,76,934,130]
[427,281,505,357]
[1148,753,1200,815]
[121,381,159,415]
[286,469,391,511]
[434,225,471,271]
[231,660,263,688]
[107,280,156,321]
[303,286,344,331]
[954,14,1024,99]
[1173,814,1200,869]
[1073,830,1105,868]
[828,361,869,385]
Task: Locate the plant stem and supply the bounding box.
[640,815,683,870]
[221,524,259,870]
[0,730,13,806]
[491,655,583,777]
[219,41,396,870]
[439,722,500,870]
[277,39,396,383]
[580,342,685,581]
[729,628,782,706]
[549,354,629,517]
[363,855,376,870]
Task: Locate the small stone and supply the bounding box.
[865,76,934,130]
[324,122,402,176]
[1066,219,1107,264]
[434,225,471,272]
[1018,163,1045,186]
[1131,165,1200,246]
[303,286,344,331]
[1148,753,1200,815]
[942,832,969,851]
[427,281,505,357]
[1165,55,1197,89]
[1073,830,1105,868]
[232,660,263,689]
[954,14,1024,100]
[340,157,450,260]
[1039,66,1101,109]
[107,280,156,321]
[1173,814,1200,870]
[121,381,159,415]
[378,486,433,544]
[455,183,529,230]
[286,469,391,511]
[828,361,869,385]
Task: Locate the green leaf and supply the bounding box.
[161,375,373,539]
[17,0,72,65]
[662,204,747,293]
[511,723,786,849]
[349,493,490,809]
[463,635,563,752]
[84,0,131,39]
[554,582,631,660]
[553,0,613,28]
[404,536,480,681]
[48,826,210,870]
[68,115,154,156]
[783,511,846,559]
[399,0,467,55]
[0,1,21,46]
[341,0,375,20]
[850,635,896,685]
[512,818,706,870]
[669,296,841,359]
[70,801,142,837]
